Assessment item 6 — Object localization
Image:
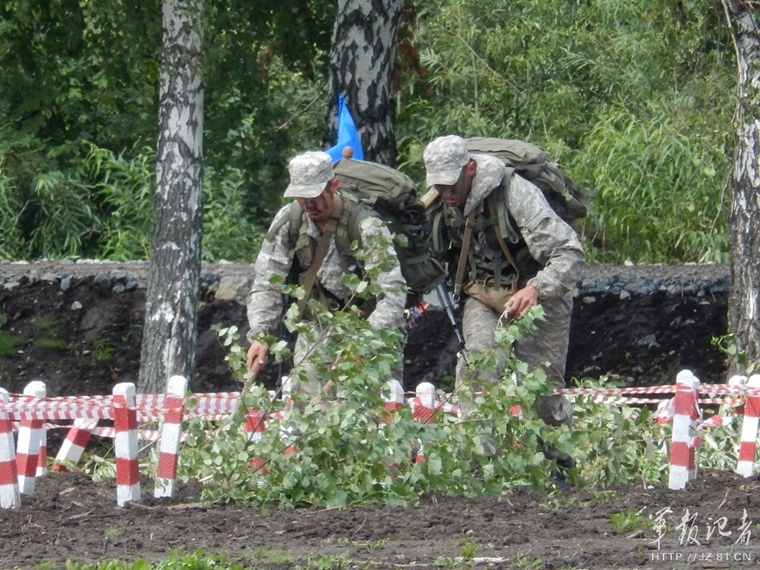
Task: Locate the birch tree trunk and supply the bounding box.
[722,1,760,376]
[327,0,406,166]
[139,0,204,393]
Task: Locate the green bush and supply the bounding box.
[397,0,734,264]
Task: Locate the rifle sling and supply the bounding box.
[296,193,343,319]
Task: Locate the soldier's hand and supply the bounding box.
[504,285,540,320]
[246,339,269,371]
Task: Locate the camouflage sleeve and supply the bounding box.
[356,216,408,330]
[505,176,585,298]
[245,204,295,341]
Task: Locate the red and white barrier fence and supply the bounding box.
[1,376,440,508]
[559,370,760,490]
[1,369,759,508]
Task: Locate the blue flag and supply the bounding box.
[326,94,363,162]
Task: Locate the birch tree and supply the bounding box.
[327,0,406,165]
[139,0,204,392]
[722,0,760,375]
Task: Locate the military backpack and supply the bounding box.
[284,157,446,304]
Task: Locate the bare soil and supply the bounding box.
[2,469,759,569]
[2,262,757,569]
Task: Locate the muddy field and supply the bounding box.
[1,261,757,569]
[1,468,759,569]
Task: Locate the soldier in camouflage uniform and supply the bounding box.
[423,135,585,439]
[246,151,407,397]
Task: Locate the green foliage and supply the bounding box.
[610,507,649,532]
[0,0,739,265]
[201,166,264,263]
[398,0,735,264]
[23,165,101,259]
[0,331,24,357]
[698,391,747,472]
[577,101,732,263]
[181,314,566,508]
[0,0,331,262]
[63,548,248,569]
[712,333,758,376]
[569,377,667,487]
[179,237,572,507]
[87,144,154,261]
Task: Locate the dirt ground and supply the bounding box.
[1,469,759,569]
[2,262,757,569]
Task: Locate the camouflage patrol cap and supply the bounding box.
[284,151,335,199]
[423,135,470,187]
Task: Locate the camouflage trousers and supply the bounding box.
[291,323,404,399]
[455,292,574,426]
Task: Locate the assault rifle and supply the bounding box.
[435,282,469,364]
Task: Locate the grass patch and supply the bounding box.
[610,507,650,532]
[32,313,71,351]
[33,313,67,336]
[0,331,24,356]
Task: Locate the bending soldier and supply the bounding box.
[246,151,407,397]
[423,135,585,466]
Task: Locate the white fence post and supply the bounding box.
[384,379,406,413]
[16,381,46,494]
[0,388,20,509]
[113,382,140,506]
[668,370,700,490]
[154,375,187,498]
[737,374,760,477]
[414,382,436,424]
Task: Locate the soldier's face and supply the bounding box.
[435,163,472,209]
[297,180,338,224]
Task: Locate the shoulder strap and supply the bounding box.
[265,202,302,243]
[486,194,520,280]
[492,176,521,244]
[295,194,343,319]
[335,192,374,255]
[453,211,476,301]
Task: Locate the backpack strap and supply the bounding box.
[265,202,301,244]
[486,193,521,281]
[453,211,476,301]
[295,193,343,319]
[492,175,521,244]
[267,201,314,268]
[335,192,368,255]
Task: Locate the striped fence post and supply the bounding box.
[244,409,266,442]
[16,381,46,494]
[155,375,187,498]
[280,376,292,402]
[736,374,760,477]
[113,382,140,506]
[668,370,700,490]
[0,388,20,509]
[414,382,436,424]
[412,382,437,463]
[52,418,98,471]
[246,407,268,474]
[384,379,406,415]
